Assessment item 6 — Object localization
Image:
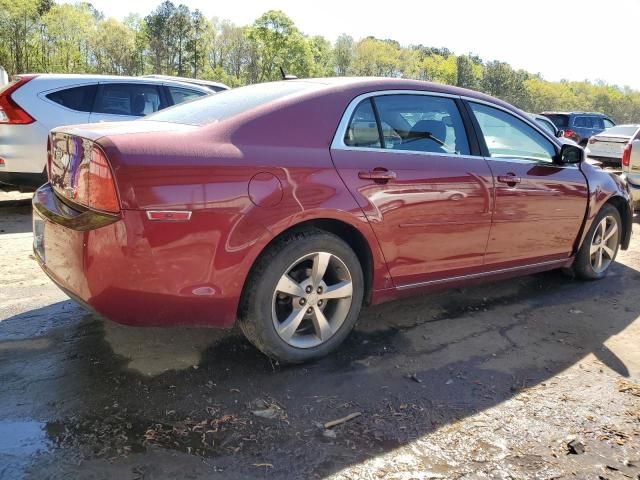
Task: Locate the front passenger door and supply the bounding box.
[467,102,588,268]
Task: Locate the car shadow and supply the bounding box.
[0,197,33,234]
[1,258,639,478]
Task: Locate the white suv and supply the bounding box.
[0,74,212,191]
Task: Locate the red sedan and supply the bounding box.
[33,78,633,363]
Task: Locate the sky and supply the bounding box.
[64,0,640,89]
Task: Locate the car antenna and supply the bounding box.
[280,66,297,80]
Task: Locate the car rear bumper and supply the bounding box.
[33,183,239,328]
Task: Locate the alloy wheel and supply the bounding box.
[590,215,619,274]
[272,252,354,349]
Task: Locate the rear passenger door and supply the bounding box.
[89,83,165,123]
[467,101,588,267]
[331,93,494,287]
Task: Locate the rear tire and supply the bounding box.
[238,228,364,364]
[573,204,621,280]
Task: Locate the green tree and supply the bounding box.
[92,18,137,75]
[144,0,176,74]
[308,35,333,77]
[456,55,478,90]
[247,10,312,82]
[351,37,399,77]
[42,3,96,73]
[0,0,42,73]
[481,61,530,108]
[334,34,353,76]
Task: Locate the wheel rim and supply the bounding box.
[272,252,353,349]
[590,215,619,274]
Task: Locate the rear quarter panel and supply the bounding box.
[93,91,393,319]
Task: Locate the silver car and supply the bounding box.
[621,130,640,208]
[585,124,640,167]
[0,74,212,191]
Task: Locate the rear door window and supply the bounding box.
[167,86,207,105]
[94,83,163,117]
[591,117,604,130]
[46,85,97,112]
[343,94,471,156]
[372,95,470,155]
[573,116,590,128]
[344,99,381,148]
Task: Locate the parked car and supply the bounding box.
[541,111,615,146]
[527,112,562,137]
[33,78,633,363]
[0,74,212,191]
[142,74,230,92]
[585,124,640,167]
[621,130,640,208]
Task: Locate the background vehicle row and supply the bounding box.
[0,74,213,191]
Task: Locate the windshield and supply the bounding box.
[145,81,322,126]
[601,125,639,137]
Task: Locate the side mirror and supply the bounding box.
[556,130,564,138]
[558,143,583,164]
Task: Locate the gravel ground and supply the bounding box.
[0,190,639,480]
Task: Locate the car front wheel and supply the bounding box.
[573,204,621,280]
[239,229,364,363]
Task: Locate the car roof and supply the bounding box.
[19,73,212,93]
[143,75,230,90]
[541,111,610,117]
[282,76,516,105]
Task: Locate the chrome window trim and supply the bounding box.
[331,89,578,169]
[331,89,464,153]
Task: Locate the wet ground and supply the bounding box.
[1,190,639,479]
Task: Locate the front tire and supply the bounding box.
[573,204,621,280]
[238,229,364,363]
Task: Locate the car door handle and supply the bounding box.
[358,169,397,182]
[497,174,521,186]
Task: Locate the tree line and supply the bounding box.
[2,0,640,122]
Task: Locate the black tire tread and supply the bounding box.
[573,203,621,280]
[238,227,363,363]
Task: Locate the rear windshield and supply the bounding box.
[543,114,569,128]
[601,125,639,137]
[145,81,322,126]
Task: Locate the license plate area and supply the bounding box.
[33,213,45,262]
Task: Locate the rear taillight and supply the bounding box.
[0,157,5,165]
[75,145,120,213]
[0,75,36,124]
[563,129,576,139]
[622,144,632,167]
[50,133,120,214]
